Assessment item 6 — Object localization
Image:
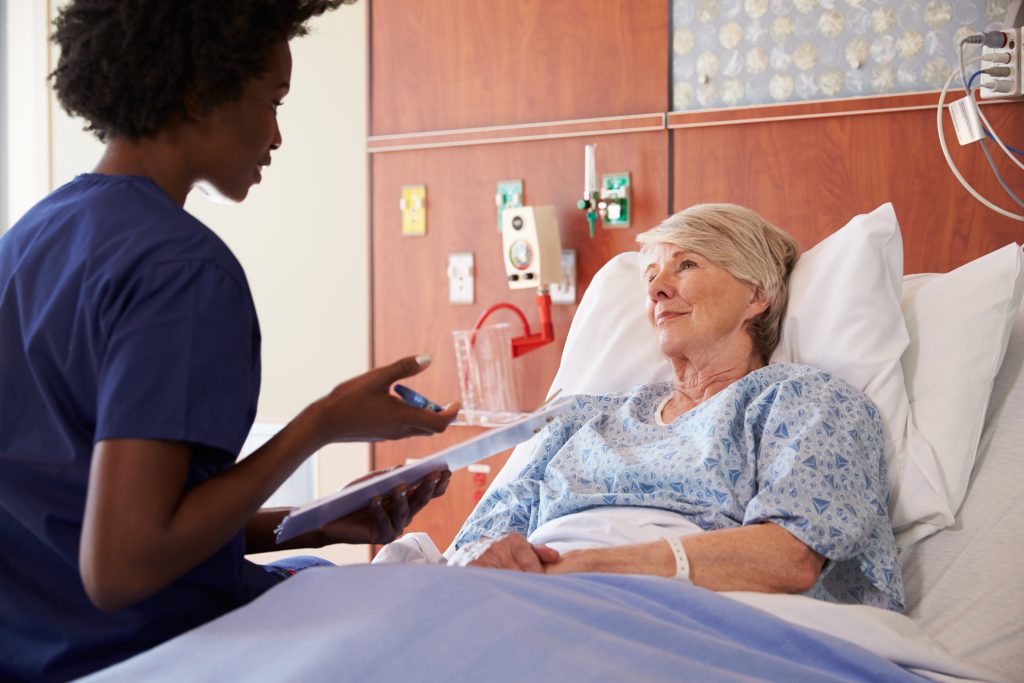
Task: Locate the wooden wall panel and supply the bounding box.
[371,132,669,550]
[370,0,668,134]
[672,102,1024,273]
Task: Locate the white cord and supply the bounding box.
[960,41,1024,173]
[938,57,1024,222]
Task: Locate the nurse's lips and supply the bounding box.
[254,157,272,183]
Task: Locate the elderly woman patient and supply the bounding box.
[390,203,903,612]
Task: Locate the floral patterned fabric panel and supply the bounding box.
[672,0,1013,109]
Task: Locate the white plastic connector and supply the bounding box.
[984,80,1015,93]
[980,27,1022,99]
[983,52,1012,64]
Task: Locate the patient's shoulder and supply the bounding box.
[748,364,879,419]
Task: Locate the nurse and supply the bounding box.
[0,2,457,681]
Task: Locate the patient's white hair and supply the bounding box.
[636,203,800,362]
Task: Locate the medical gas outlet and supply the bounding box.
[577,144,632,237]
[502,205,562,289]
[496,179,524,231]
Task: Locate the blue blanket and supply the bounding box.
[80,565,927,682]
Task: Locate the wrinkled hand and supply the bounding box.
[318,469,451,545]
[448,533,560,572]
[313,355,460,444]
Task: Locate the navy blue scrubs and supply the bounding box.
[0,175,278,682]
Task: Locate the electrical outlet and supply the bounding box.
[550,249,577,305]
[980,28,1023,100]
[496,179,523,231]
[447,252,475,304]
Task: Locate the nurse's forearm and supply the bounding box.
[81,404,326,611]
[246,508,326,553]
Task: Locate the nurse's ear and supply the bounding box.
[182,91,209,123]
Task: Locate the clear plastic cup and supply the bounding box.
[452,323,522,423]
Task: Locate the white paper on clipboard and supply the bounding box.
[274,397,571,544]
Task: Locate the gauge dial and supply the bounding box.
[508,239,533,271]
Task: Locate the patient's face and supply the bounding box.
[643,243,761,361]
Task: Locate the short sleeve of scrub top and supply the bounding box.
[95,259,260,452]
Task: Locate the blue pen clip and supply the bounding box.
[394,384,444,412]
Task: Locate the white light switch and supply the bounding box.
[447,252,475,304]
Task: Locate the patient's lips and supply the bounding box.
[656,309,688,324]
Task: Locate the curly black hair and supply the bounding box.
[50,0,355,141]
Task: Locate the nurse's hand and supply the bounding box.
[448,533,560,572]
[310,355,460,445]
[318,469,451,545]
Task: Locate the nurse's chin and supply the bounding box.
[193,180,247,205]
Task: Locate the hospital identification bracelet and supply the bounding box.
[663,536,691,582]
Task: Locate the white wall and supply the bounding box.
[4,0,50,225]
[38,3,372,565]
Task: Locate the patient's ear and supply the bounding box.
[744,288,769,321]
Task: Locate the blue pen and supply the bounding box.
[394,384,444,412]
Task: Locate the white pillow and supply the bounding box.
[772,204,948,539]
[897,244,1024,546]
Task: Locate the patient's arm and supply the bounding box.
[544,522,824,594]
[448,533,560,572]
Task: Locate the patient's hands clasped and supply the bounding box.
[448,533,559,572]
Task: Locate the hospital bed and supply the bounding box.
[79,206,1023,682]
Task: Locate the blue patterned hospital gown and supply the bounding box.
[453,364,904,612]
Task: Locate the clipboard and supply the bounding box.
[274,397,571,544]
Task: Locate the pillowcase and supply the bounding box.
[897,244,1024,546]
[772,203,948,540]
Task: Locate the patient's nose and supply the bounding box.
[647,269,675,299]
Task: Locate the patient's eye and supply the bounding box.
[677,259,697,272]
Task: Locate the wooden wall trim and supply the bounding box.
[367,92,1016,154]
[667,90,1012,130]
[367,113,666,153]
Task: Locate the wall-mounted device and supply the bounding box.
[577,144,632,236]
[495,179,524,231]
[936,1,1024,223]
[979,1,1023,100]
[399,184,427,236]
[600,172,631,228]
[501,205,562,289]
[454,205,563,424]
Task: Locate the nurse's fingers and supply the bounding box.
[374,354,432,388]
[433,470,452,498]
[388,485,411,531]
[370,497,393,543]
[406,471,445,517]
